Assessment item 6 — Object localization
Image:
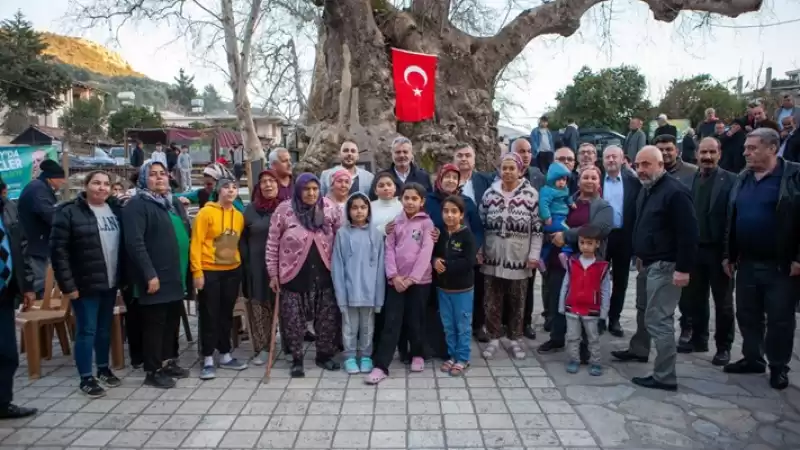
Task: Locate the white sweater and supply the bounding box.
[371,198,403,236]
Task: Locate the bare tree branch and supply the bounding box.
[477,0,763,75]
[411,0,451,26]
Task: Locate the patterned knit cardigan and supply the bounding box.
[479,178,543,280]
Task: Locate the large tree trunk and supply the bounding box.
[297,0,763,174]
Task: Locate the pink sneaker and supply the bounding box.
[364,368,387,385]
[410,357,425,372]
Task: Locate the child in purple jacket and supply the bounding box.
[365,183,434,384]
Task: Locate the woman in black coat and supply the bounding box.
[123,161,192,389]
[50,171,125,398]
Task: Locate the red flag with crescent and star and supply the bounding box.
[391,48,438,122]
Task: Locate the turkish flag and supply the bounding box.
[392,48,437,122]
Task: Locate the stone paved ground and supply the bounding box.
[3,277,800,449]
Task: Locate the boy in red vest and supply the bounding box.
[558,225,610,376]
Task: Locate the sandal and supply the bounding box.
[410,357,425,372]
[449,362,469,377]
[508,340,526,360]
[440,360,455,373]
[482,339,499,360]
[364,368,388,385]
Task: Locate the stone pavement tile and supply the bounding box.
[376,378,406,389]
[218,430,260,448]
[209,400,246,415]
[372,415,407,431]
[34,428,85,446]
[313,389,344,402]
[444,414,477,429]
[336,415,372,430]
[222,388,255,401]
[108,430,153,448]
[194,414,237,431]
[374,401,406,415]
[143,400,183,415]
[70,429,119,447]
[181,430,225,448]
[22,397,61,411]
[409,414,443,430]
[144,430,191,448]
[39,386,75,398]
[162,414,203,430]
[375,389,405,402]
[2,428,48,445]
[302,415,339,431]
[111,399,152,414]
[445,429,483,447]
[133,387,167,400]
[407,379,435,389]
[472,400,507,414]
[272,401,310,415]
[466,377,496,388]
[438,389,468,401]
[189,388,225,401]
[547,413,586,429]
[407,400,439,415]
[369,431,406,448]
[555,429,596,446]
[60,412,105,428]
[175,400,214,415]
[531,388,564,400]
[256,430,297,448]
[48,398,90,413]
[436,377,465,389]
[469,387,503,400]
[250,388,284,402]
[525,377,556,388]
[408,430,445,448]
[538,400,574,414]
[25,412,72,428]
[128,414,170,430]
[441,400,474,414]
[345,389,375,402]
[501,388,533,401]
[266,415,305,431]
[332,430,370,448]
[283,389,314,402]
[79,399,121,413]
[518,428,561,447]
[308,401,341,415]
[340,401,373,415]
[240,401,276,415]
[104,387,137,399]
[92,413,137,429]
[231,415,269,431]
[481,429,522,447]
[295,430,334,448]
[496,376,526,388]
[478,413,514,429]
[229,378,261,389]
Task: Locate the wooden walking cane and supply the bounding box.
[264,289,281,380]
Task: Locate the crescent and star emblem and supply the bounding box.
[403,65,428,97]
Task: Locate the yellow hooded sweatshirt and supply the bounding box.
[190,201,245,278]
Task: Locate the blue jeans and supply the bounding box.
[437,289,473,362]
[71,289,117,378]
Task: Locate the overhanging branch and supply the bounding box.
[410,0,450,26]
[477,0,763,75]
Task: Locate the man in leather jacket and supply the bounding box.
[722,128,800,390]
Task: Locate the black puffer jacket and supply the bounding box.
[50,194,124,295]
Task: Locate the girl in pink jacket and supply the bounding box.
[366,183,434,384]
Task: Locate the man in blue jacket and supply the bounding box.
[17,159,66,298]
[530,115,555,173]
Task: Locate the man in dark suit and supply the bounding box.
[601,146,641,337]
[677,137,736,366]
[0,189,37,419]
[368,136,432,199]
[562,119,579,152]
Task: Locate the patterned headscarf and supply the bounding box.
[500,152,524,173]
[138,160,174,211]
[252,170,281,213]
[329,169,352,195]
[291,173,325,232]
[435,163,460,194]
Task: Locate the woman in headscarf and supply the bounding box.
[191,176,247,380]
[123,160,192,389]
[266,173,342,377]
[327,169,352,219]
[479,152,543,360]
[241,170,281,366]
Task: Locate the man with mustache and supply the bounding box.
[676,138,736,366]
[612,146,697,392]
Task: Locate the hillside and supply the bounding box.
[41,32,144,78]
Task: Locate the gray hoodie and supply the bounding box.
[332,192,386,310]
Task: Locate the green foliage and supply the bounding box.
[202,84,225,113]
[167,68,197,111]
[0,11,72,113]
[550,65,652,132]
[188,121,207,129]
[1,107,32,135]
[60,97,107,142]
[657,75,746,125]
[107,105,164,142]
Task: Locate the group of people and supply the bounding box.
[0,104,798,418]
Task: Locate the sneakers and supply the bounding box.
[251,350,269,366]
[144,371,176,389]
[80,377,106,398]
[162,360,190,379]
[565,361,579,374]
[200,365,217,380]
[97,369,122,388]
[360,357,374,373]
[344,358,360,374]
[589,364,603,376]
[219,358,248,371]
[410,357,425,372]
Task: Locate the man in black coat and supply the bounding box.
[719,119,747,173]
[18,160,66,298]
[600,146,641,337]
[0,192,37,419]
[562,119,579,152]
[367,136,432,200]
[612,146,698,392]
[653,114,678,142]
[677,137,736,366]
[130,140,145,169]
[723,128,800,390]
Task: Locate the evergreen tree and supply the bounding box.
[167,68,197,111]
[202,84,225,113]
[0,11,72,114]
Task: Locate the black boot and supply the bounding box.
[291,359,305,378]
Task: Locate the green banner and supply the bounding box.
[0,145,59,199]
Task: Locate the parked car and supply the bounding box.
[83,148,117,166]
[108,147,128,166]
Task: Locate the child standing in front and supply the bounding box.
[332,193,385,374]
[539,162,575,270]
[366,183,434,384]
[370,171,403,235]
[558,225,610,376]
[433,196,477,377]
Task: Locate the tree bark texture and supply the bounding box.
[297,0,762,174]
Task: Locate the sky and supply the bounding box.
[2,0,798,131]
